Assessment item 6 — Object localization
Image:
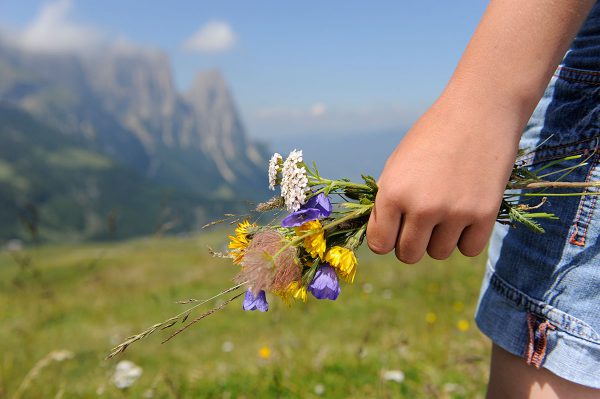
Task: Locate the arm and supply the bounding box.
[366,0,596,263]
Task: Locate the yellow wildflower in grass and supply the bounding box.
[258,346,271,359]
[457,319,470,332]
[425,312,437,324]
[324,246,358,283]
[295,220,326,259]
[228,220,255,264]
[452,301,465,312]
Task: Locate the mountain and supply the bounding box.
[0,103,232,241]
[0,41,269,241]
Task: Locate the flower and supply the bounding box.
[242,289,269,312]
[273,280,307,303]
[381,370,405,384]
[281,193,332,227]
[308,264,340,300]
[295,220,326,259]
[324,246,358,283]
[259,346,271,359]
[425,312,437,324]
[457,319,470,332]
[305,193,333,217]
[281,150,309,211]
[228,220,255,265]
[281,208,321,228]
[287,281,308,302]
[112,360,143,389]
[235,230,300,293]
[268,153,283,190]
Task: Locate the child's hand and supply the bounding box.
[366,95,521,263]
[365,0,594,264]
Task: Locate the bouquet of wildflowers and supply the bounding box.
[108,148,599,358]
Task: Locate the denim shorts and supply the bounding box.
[475,65,600,388]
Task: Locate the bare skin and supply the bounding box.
[366,0,598,396]
[487,344,600,399]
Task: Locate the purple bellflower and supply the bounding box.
[242,289,269,312]
[281,193,332,227]
[308,264,341,300]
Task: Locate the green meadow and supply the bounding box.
[0,233,490,398]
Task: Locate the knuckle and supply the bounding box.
[473,204,499,222]
[413,202,449,221]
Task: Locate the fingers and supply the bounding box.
[458,216,496,257]
[395,214,434,264]
[427,222,465,260]
[368,190,497,262]
[366,200,402,255]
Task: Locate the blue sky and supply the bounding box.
[0,0,488,138]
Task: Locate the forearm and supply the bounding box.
[442,0,595,132]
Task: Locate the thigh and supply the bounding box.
[487,344,600,399]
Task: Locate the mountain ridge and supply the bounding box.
[0,41,269,241]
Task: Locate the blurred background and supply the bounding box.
[0,1,491,398]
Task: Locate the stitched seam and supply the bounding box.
[556,75,600,86]
[569,155,599,246]
[579,192,598,243]
[488,272,600,343]
[559,66,600,77]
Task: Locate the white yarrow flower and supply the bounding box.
[268,153,283,190]
[381,369,405,383]
[281,149,309,211]
[112,360,143,389]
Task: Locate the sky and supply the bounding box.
[0,0,488,139]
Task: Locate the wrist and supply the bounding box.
[445,72,543,125]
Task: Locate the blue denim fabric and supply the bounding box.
[475,4,600,388]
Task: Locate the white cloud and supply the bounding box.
[182,21,237,53]
[17,0,104,53]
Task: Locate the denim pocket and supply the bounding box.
[520,139,600,248]
[568,153,600,246]
[557,66,600,87]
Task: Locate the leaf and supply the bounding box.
[508,207,546,234]
[160,321,177,330]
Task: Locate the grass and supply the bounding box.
[0,232,490,398]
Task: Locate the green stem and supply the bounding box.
[272,205,373,259]
[309,177,371,191]
[508,181,600,190]
[522,192,600,197]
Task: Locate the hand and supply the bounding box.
[366,95,521,263]
[365,0,595,264]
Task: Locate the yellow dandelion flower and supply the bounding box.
[228,220,255,264]
[295,220,326,259]
[324,246,358,283]
[258,346,271,359]
[452,301,465,312]
[457,319,470,332]
[425,312,437,324]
